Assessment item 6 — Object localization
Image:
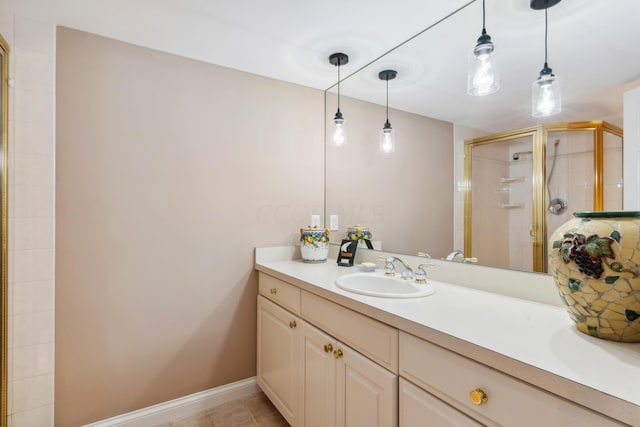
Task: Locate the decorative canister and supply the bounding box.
[347,225,372,247]
[300,226,330,263]
[548,211,640,342]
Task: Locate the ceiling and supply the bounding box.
[4,0,640,131]
[3,0,471,89]
[331,0,640,132]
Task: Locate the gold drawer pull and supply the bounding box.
[333,349,343,359]
[324,343,333,353]
[470,388,488,405]
[289,320,297,329]
[270,288,278,295]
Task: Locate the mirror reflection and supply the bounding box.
[324,0,640,272]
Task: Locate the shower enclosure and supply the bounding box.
[464,121,623,273]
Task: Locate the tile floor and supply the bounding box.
[156,391,289,427]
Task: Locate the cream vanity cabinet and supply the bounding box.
[399,378,482,427]
[299,320,397,427]
[257,270,627,427]
[399,332,625,427]
[257,291,300,424]
[257,272,398,427]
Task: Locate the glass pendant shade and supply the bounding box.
[329,52,349,147]
[467,34,500,96]
[378,69,397,154]
[532,70,561,117]
[531,2,562,117]
[332,110,347,147]
[379,121,395,153]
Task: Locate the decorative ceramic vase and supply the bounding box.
[347,225,372,248]
[548,211,640,342]
[300,226,330,263]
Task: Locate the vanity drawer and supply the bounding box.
[399,332,623,427]
[258,272,300,315]
[301,290,398,373]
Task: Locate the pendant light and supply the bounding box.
[378,69,397,154]
[329,53,349,147]
[467,0,500,96]
[531,0,562,117]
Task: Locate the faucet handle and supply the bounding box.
[418,252,431,258]
[415,263,435,284]
[464,257,478,263]
[378,256,396,276]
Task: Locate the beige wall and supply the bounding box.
[56,28,323,426]
[1,13,56,427]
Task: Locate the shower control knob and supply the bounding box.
[548,198,567,215]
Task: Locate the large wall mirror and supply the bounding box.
[325,0,640,273]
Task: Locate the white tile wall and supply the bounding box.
[12,121,54,155]
[12,218,54,250]
[11,281,53,316]
[0,13,56,426]
[11,373,54,414]
[12,342,54,380]
[10,404,53,427]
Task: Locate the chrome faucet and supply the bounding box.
[444,250,478,263]
[445,250,464,262]
[383,257,413,280]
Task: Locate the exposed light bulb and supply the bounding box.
[332,111,346,146]
[467,0,500,97]
[531,4,562,117]
[379,121,395,154]
[532,71,561,117]
[468,42,500,96]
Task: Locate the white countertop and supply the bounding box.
[255,247,640,425]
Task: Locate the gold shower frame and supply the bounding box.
[464,121,623,273]
[1,33,8,426]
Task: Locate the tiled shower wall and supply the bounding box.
[1,14,56,427]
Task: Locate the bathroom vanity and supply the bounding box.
[255,246,640,427]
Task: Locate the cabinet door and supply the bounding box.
[336,341,398,427]
[399,378,482,427]
[299,320,338,427]
[257,296,299,426]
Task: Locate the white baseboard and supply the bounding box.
[83,377,259,427]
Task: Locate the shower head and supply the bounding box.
[512,150,533,161]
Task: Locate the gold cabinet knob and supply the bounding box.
[333,349,344,359]
[270,288,277,295]
[324,343,333,353]
[470,388,488,405]
[289,320,297,329]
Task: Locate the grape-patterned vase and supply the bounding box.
[300,227,330,263]
[548,211,640,342]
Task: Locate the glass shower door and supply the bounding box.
[603,129,624,210]
[465,131,537,271]
[466,121,624,274]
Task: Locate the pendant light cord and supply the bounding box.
[481,0,486,34]
[337,60,341,111]
[385,78,389,121]
[544,5,548,66]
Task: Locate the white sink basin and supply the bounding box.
[335,272,435,298]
